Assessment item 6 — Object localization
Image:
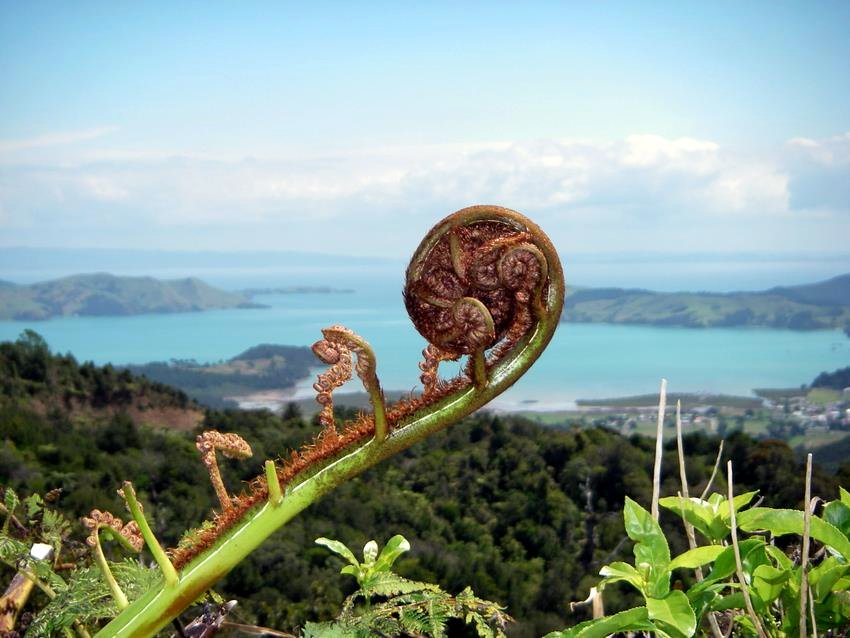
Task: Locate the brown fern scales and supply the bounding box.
[404,208,546,355]
[169,205,557,570]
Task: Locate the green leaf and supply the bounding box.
[687,539,764,600]
[373,534,410,574]
[358,570,440,598]
[552,606,656,638]
[316,537,360,567]
[362,540,378,565]
[841,486,850,507]
[752,564,789,604]
[809,556,850,603]
[738,507,850,560]
[4,487,19,513]
[719,491,759,522]
[710,592,746,611]
[740,541,770,580]
[599,561,644,592]
[659,496,726,542]
[624,497,670,597]
[823,500,850,538]
[669,545,724,570]
[765,544,793,571]
[646,591,697,638]
[24,493,44,518]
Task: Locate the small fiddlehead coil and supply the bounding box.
[312,325,387,439]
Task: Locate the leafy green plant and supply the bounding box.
[305,535,510,637]
[547,450,850,637]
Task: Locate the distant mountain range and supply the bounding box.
[0,273,264,320]
[565,273,850,331]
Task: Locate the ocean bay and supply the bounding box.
[1,280,847,411]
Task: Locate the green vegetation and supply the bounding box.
[0,330,202,430]
[307,534,510,637]
[0,273,264,320]
[1,337,845,635]
[812,366,850,390]
[550,484,850,637]
[565,273,850,330]
[125,343,318,409]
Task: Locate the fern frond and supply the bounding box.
[23,560,159,637]
[360,570,440,599]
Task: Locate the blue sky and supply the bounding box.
[1,1,849,260]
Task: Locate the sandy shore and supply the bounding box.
[227,383,581,414]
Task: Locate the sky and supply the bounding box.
[1,1,849,263]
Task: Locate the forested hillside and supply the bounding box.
[125,343,318,408]
[1,334,844,636]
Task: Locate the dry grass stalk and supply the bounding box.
[651,378,667,521]
[700,439,725,500]
[675,401,723,638]
[727,461,768,638]
[800,453,813,638]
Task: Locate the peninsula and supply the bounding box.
[0,273,265,320]
[564,273,850,331]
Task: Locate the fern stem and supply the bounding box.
[471,348,487,389]
[265,461,282,505]
[95,205,564,637]
[92,531,129,610]
[120,482,178,586]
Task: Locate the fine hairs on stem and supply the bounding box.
[651,378,667,521]
[727,461,768,638]
[800,452,814,638]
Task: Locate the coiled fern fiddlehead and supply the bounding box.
[95,205,564,637]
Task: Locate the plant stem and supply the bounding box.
[92,531,129,610]
[675,402,723,638]
[727,461,767,638]
[120,482,178,586]
[800,453,813,638]
[699,440,724,500]
[96,205,564,637]
[265,460,282,505]
[95,273,564,638]
[472,348,487,389]
[651,378,667,521]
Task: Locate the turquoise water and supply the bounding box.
[1,282,847,410]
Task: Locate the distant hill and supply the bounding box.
[565,273,850,330]
[0,273,265,320]
[125,343,318,408]
[812,366,850,391]
[0,330,203,430]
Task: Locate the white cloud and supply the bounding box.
[0,126,119,153]
[0,132,847,255]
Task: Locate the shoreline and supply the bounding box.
[226,383,769,415]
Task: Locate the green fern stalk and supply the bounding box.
[94,205,564,637]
